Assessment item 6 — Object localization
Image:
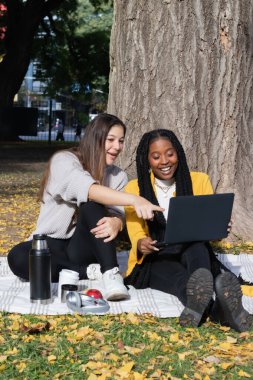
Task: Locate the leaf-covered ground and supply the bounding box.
[0,142,253,379]
[1,313,253,379]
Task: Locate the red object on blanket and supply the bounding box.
[85,289,103,299]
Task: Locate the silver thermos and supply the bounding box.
[29,234,51,304]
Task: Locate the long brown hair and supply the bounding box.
[38,113,126,202]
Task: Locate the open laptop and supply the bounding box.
[155,193,234,247]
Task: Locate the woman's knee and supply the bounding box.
[182,242,211,270]
[190,242,208,252]
[183,242,209,257]
[78,201,107,226]
[80,201,105,213]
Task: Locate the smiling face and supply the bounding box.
[148,137,178,180]
[105,125,125,165]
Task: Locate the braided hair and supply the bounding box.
[136,129,193,240]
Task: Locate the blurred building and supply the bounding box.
[14,62,89,131]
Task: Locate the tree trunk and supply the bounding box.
[108,0,253,241]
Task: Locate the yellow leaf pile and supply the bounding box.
[0,172,41,255]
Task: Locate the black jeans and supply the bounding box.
[7,202,118,282]
[148,242,212,305]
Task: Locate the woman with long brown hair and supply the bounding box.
[8,113,163,301]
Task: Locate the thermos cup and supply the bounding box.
[29,234,52,304]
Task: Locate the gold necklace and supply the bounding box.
[154,180,175,198]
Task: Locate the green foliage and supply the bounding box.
[89,0,113,11]
[33,0,113,99]
[76,0,113,34]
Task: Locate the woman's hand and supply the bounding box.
[132,195,164,220]
[90,216,122,242]
[137,237,159,255]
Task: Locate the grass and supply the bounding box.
[1,313,253,379]
[0,142,253,379]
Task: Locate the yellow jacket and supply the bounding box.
[124,171,213,276]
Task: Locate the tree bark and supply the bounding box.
[108,0,253,240]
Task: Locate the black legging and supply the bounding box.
[148,242,212,305]
[7,202,118,282]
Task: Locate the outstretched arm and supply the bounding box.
[88,184,163,220]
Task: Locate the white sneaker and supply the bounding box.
[102,267,129,301]
[86,264,102,280]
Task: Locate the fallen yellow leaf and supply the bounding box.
[40,334,54,343]
[116,361,135,377]
[226,336,237,344]
[219,326,230,332]
[108,353,120,362]
[127,313,140,324]
[16,362,26,373]
[133,372,145,380]
[125,346,143,355]
[218,342,232,350]
[170,333,179,342]
[6,347,19,355]
[9,320,20,331]
[178,351,194,360]
[87,374,97,380]
[220,362,234,370]
[146,331,161,341]
[238,370,251,378]
[48,355,57,363]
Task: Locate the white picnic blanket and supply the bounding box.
[1,252,253,317]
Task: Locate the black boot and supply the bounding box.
[179,268,214,327]
[211,272,252,332]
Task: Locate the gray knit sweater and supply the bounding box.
[30,151,128,239]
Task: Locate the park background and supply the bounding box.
[0,1,253,379]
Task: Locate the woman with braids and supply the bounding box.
[8,114,163,301]
[124,129,251,331]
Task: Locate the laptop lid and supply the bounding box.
[163,193,234,244]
